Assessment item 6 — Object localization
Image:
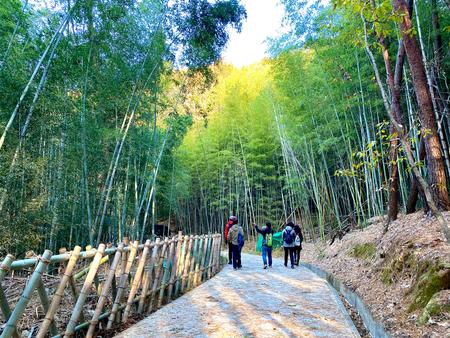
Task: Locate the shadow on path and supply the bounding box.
[115,253,360,338]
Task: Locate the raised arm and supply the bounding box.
[253,223,263,234]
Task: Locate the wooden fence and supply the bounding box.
[0,233,222,337]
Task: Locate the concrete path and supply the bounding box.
[115,253,360,338]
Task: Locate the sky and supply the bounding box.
[222,0,286,67]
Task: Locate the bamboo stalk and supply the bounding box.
[1,250,52,338]
[37,281,58,336]
[167,232,182,301]
[0,255,19,338]
[194,236,208,287]
[181,235,194,293]
[0,255,14,320]
[85,243,124,338]
[157,240,175,309]
[37,246,81,338]
[187,236,199,290]
[138,238,160,313]
[207,236,215,280]
[174,235,188,296]
[64,244,106,337]
[122,240,151,322]
[106,241,138,329]
[147,238,168,313]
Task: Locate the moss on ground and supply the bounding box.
[408,263,450,312]
[418,290,450,325]
[349,242,376,260]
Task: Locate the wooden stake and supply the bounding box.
[64,244,105,337]
[122,240,151,322]
[138,238,160,313]
[85,243,124,338]
[107,241,138,329]
[1,250,52,338]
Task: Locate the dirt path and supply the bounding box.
[115,253,360,338]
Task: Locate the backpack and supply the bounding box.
[266,233,273,247]
[238,231,245,248]
[284,229,294,245]
[295,234,301,246]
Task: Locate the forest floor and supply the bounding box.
[300,211,450,338]
[115,253,360,338]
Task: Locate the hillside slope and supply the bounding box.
[302,212,450,338]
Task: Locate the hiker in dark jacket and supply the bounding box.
[282,222,296,268]
[254,222,274,269]
[227,216,243,270]
[293,223,304,266]
[224,216,236,264]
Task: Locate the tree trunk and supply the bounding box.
[393,0,450,210]
[362,13,450,243]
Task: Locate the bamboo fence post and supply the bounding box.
[0,255,19,338]
[167,232,182,301]
[85,243,124,338]
[180,235,193,293]
[193,236,204,287]
[174,235,188,296]
[214,234,221,274]
[203,235,211,282]
[37,246,81,338]
[0,250,52,338]
[37,279,58,336]
[206,235,214,280]
[122,239,151,322]
[63,244,106,338]
[198,234,210,285]
[157,238,175,309]
[106,241,138,329]
[187,235,199,290]
[147,238,168,314]
[211,235,218,276]
[138,238,160,313]
[0,255,14,320]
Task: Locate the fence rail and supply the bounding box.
[0,233,222,338]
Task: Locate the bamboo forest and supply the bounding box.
[2,0,450,253]
[1,0,450,337]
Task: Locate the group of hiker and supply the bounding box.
[224,216,304,270]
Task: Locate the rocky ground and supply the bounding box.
[300,211,450,338]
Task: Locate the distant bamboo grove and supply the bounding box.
[0,0,449,256]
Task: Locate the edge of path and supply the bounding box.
[302,262,390,338]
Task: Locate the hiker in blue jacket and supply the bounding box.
[254,222,274,269]
[282,222,296,268]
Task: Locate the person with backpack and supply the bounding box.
[293,223,304,266]
[224,216,236,264]
[254,222,274,269]
[282,222,296,268]
[227,216,244,270]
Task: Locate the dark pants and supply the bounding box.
[232,244,241,269]
[261,245,272,266]
[294,245,302,265]
[228,242,233,263]
[284,247,295,267]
